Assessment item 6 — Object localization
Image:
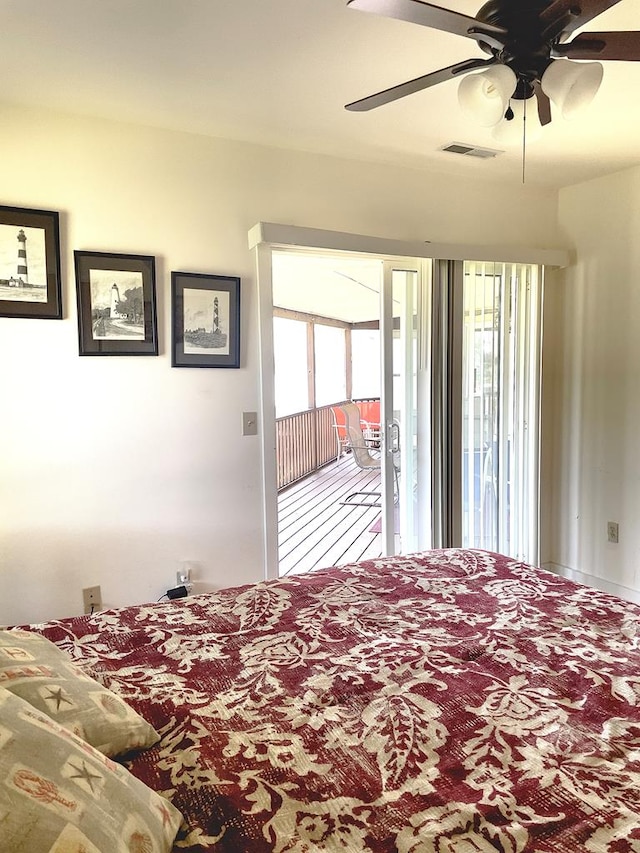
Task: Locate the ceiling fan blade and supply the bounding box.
[540,0,624,40]
[532,80,552,126]
[347,0,507,42]
[553,31,640,60]
[345,58,496,111]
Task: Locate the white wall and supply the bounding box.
[0,103,561,624]
[540,267,561,569]
[548,165,640,601]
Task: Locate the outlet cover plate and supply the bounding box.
[82,585,102,614]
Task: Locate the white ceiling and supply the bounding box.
[2,0,639,189]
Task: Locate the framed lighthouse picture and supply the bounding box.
[74,251,158,356]
[171,272,241,368]
[0,205,62,319]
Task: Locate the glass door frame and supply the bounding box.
[381,262,425,557]
[250,222,568,580]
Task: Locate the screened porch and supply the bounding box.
[272,262,384,576]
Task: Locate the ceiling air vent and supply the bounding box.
[441,142,503,159]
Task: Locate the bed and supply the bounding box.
[5,548,640,851]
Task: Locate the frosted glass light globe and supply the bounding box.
[458,65,517,127]
[541,59,603,119]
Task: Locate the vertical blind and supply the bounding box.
[461,262,542,564]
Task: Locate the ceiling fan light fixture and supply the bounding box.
[457,65,517,127]
[491,96,543,145]
[541,59,604,120]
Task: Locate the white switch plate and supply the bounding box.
[242,411,258,436]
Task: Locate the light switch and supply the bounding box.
[242,411,258,436]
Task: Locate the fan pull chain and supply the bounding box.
[522,96,527,185]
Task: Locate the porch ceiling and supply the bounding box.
[272,251,382,324]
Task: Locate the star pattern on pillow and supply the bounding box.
[67,760,103,794]
[42,686,73,712]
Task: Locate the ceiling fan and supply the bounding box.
[345,0,640,132]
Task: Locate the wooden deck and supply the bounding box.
[277,452,383,576]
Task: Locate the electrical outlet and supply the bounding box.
[82,585,102,614]
[176,562,193,585]
[607,521,619,544]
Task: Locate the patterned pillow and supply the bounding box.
[0,630,159,757]
[0,687,182,852]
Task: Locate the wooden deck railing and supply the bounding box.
[276,402,345,491]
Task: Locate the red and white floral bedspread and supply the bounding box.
[31,550,640,852]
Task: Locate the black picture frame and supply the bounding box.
[0,205,62,319]
[74,251,158,356]
[171,272,241,368]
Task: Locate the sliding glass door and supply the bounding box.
[259,239,544,578]
[380,262,432,556]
